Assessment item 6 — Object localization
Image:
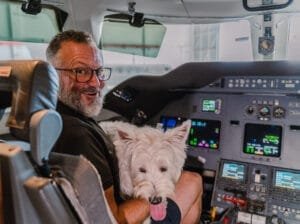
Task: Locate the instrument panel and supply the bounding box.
[149,75,300,223]
[212,159,300,223]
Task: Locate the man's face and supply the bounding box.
[53,41,105,117]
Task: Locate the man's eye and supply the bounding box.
[74,68,87,75]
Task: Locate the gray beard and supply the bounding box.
[59,88,103,117]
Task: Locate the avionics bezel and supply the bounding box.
[219,160,247,183]
[159,115,186,131]
[243,123,282,158]
[201,99,221,114]
[273,168,300,191]
[188,118,221,150]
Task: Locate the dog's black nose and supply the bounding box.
[149,196,162,204]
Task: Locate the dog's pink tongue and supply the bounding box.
[150,203,167,221]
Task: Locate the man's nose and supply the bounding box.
[89,73,105,88]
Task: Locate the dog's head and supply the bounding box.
[113,120,191,204]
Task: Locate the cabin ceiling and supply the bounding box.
[62,0,300,20]
[47,0,300,33]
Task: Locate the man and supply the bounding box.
[47,30,202,224]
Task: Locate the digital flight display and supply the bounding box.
[159,116,185,131]
[188,119,221,150]
[202,99,221,114]
[221,162,245,181]
[243,123,282,157]
[202,100,216,112]
[275,170,300,190]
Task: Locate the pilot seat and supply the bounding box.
[0,60,116,224]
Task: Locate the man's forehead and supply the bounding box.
[59,41,103,64]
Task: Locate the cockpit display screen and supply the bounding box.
[275,170,300,190]
[202,99,216,112]
[221,162,245,181]
[243,123,282,157]
[160,116,185,131]
[202,99,221,114]
[188,119,221,150]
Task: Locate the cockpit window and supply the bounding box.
[0,0,67,60]
[0,1,60,43]
[102,12,300,92]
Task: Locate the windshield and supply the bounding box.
[0,0,64,60]
[2,0,300,93]
[102,12,300,92]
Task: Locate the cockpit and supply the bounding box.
[1,0,300,223]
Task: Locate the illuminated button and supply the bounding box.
[255,185,261,192]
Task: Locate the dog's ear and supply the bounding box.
[165,120,191,144]
[116,130,132,140]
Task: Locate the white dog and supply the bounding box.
[100,120,191,221]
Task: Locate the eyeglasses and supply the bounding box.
[55,67,111,83]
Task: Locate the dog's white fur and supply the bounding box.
[100,120,191,204]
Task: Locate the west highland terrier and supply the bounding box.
[100,120,191,222]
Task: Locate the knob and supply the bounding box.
[259,106,271,117]
[273,106,285,118]
[246,105,255,115]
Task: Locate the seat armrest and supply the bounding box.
[30,110,62,166]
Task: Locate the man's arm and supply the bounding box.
[105,186,150,224]
[171,171,203,224]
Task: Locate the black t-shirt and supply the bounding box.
[54,101,122,203]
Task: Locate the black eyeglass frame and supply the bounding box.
[55,67,111,83]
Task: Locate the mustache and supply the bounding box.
[79,87,101,95]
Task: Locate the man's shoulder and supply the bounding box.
[60,113,92,128]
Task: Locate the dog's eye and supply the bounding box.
[160,167,168,172]
[139,167,147,173]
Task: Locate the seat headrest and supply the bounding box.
[0,60,59,140]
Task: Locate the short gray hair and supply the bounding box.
[46,30,96,61]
